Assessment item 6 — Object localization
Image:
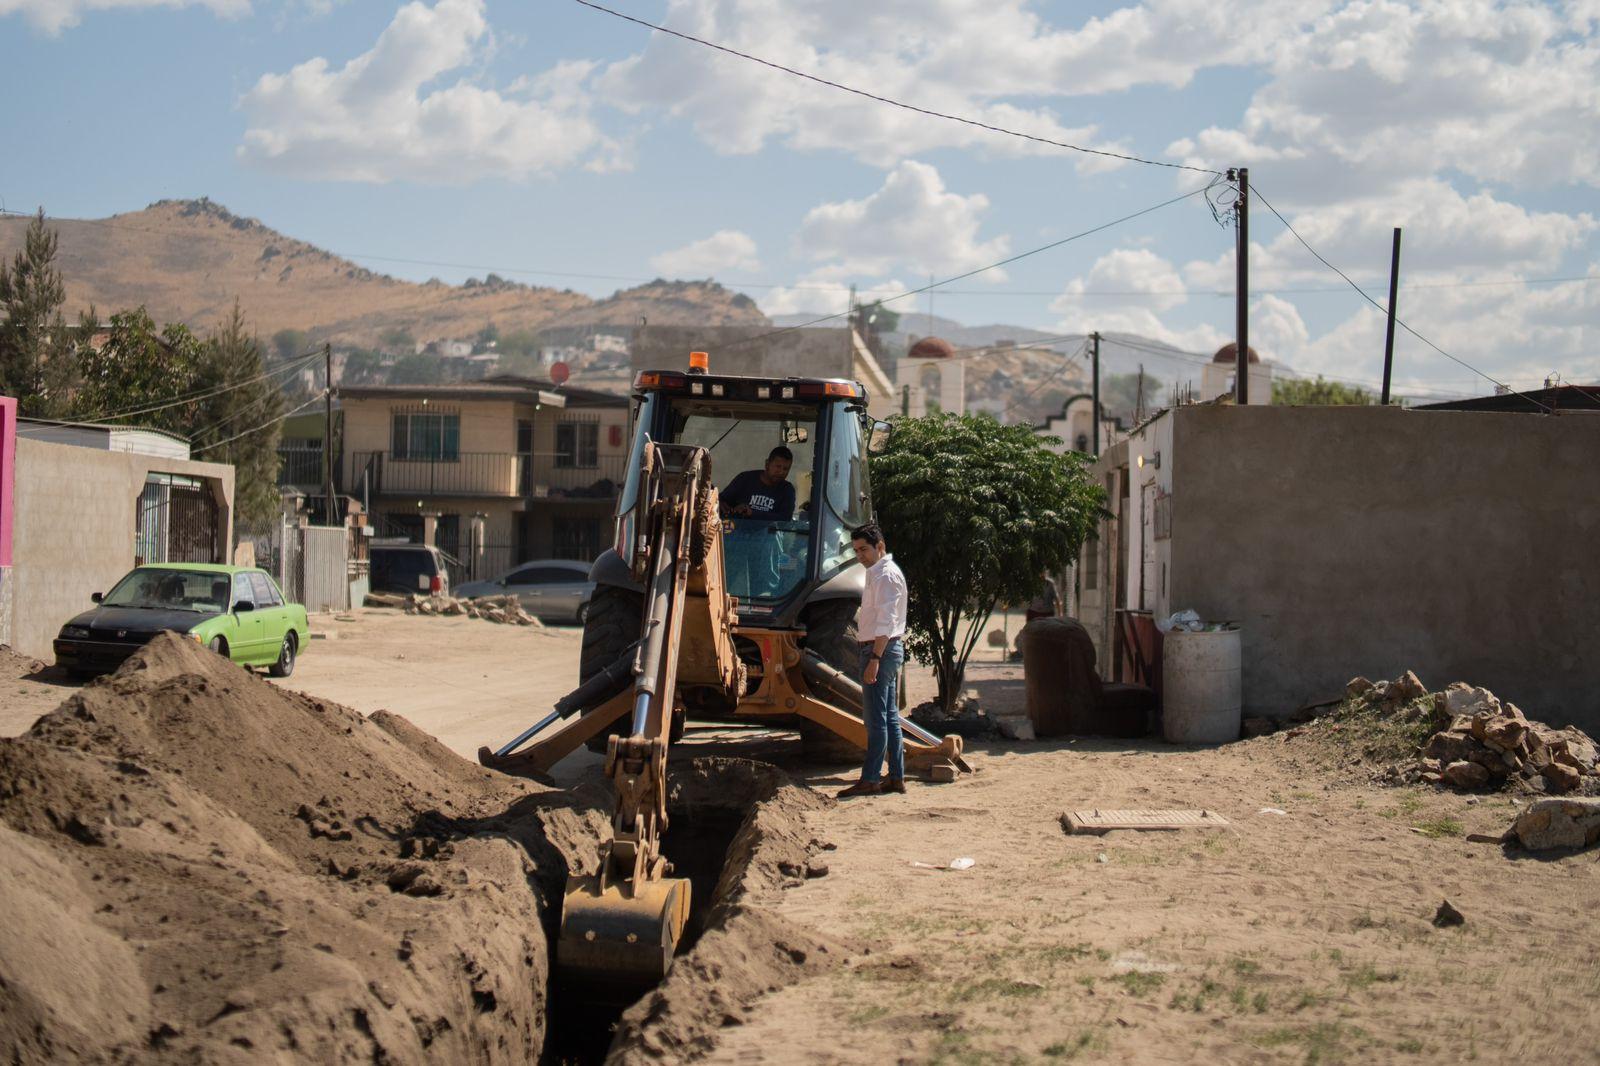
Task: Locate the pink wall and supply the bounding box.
[0,396,14,567]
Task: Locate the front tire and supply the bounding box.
[207,636,229,659]
[269,633,297,678]
[579,585,645,754]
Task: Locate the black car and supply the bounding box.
[369,544,450,597]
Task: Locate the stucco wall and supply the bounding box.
[10,438,235,658]
[1167,404,1600,730]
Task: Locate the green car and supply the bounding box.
[54,563,310,678]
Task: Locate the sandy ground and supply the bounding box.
[8,611,1597,1064]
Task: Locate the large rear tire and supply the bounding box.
[797,599,868,764]
[579,584,645,754]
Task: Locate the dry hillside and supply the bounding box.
[0,199,767,346]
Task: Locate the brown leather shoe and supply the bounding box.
[882,778,907,794]
[837,780,881,799]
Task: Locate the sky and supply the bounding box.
[0,0,1596,400]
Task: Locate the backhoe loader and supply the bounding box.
[479,351,968,998]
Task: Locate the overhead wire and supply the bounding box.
[719,180,1222,351]
[71,346,323,424]
[568,0,1220,177]
[192,390,326,455]
[1001,339,1092,417]
[1246,181,1556,414]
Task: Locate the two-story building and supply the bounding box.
[335,380,630,581]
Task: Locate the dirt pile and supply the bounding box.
[0,632,604,1062]
[609,759,849,1064]
[364,593,544,626]
[1336,672,1600,794]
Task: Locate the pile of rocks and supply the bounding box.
[364,592,544,626]
[1347,672,1599,795]
[1418,684,1597,794]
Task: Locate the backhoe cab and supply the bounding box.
[480,352,967,1000]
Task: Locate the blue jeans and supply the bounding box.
[860,639,905,782]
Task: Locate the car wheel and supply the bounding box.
[575,602,589,626]
[269,633,297,678]
[207,636,229,658]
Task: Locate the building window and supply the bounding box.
[1075,432,1089,452]
[391,412,459,461]
[556,422,599,468]
[553,516,606,561]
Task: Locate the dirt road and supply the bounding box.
[6,613,1596,1063]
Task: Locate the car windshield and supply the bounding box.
[102,568,230,612]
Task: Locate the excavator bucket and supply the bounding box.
[556,871,692,997]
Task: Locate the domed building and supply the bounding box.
[895,335,966,416]
[1199,342,1273,405]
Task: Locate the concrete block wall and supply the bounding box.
[1166,404,1600,732]
[9,438,234,659]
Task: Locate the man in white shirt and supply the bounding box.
[838,522,909,798]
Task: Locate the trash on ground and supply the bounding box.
[1433,900,1466,927]
[909,857,976,871]
[1257,807,1289,816]
[1061,809,1231,834]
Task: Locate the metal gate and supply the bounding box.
[135,475,219,564]
[236,516,349,612]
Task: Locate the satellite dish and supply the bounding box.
[550,361,570,386]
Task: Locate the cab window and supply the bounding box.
[249,572,281,607]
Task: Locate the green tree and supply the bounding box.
[191,303,287,525]
[0,209,78,416]
[271,328,308,362]
[1099,372,1162,423]
[389,352,442,384]
[71,308,205,432]
[862,300,899,334]
[1272,376,1376,405]
[870,413,1104,711]
[378,325,416,354]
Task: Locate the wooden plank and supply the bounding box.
[1061,809,1230,834]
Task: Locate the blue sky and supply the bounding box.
[1,0,1595,398]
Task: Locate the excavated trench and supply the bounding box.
[542,804,745,1064]
[0,638,843,1065]
[542,758,844,1065]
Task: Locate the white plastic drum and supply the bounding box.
[1161,626,1242,744]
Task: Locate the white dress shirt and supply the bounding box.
[857,553,908,642]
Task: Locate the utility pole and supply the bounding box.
[323,343,338,527]
[1091,331,1101,455]
[1381,227,1402,405]
[1135,363,1146,424]
[1231,167,1250,405]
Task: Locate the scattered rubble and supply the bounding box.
[1326,671,1600,796]
[363,592,544,626]
[1508,798,1600,851]
[909,690,1003,740]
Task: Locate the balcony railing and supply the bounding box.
[528,453,627,499]
[353,451,529,498]
[277,446,328,490]
[347,450,626,500]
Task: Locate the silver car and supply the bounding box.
[455,559,595,623]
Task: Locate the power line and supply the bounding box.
[192,390,325,455]
[72,346,323,424]
[1002,340,1091,417]
[1247,181,1554,414]
[568,0,1220,177]
[720,181,1221,351]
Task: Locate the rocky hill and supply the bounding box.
[0,199,767,347]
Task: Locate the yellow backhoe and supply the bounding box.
[480,353,968,997]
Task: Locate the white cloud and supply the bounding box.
[593,0,1245,165]
[1180,180,1595,293]
[0,0,245,34]
[237,0,617,182]
[795,161,1009,278]
[1168,0,1600,198]
[650,229,759,277]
